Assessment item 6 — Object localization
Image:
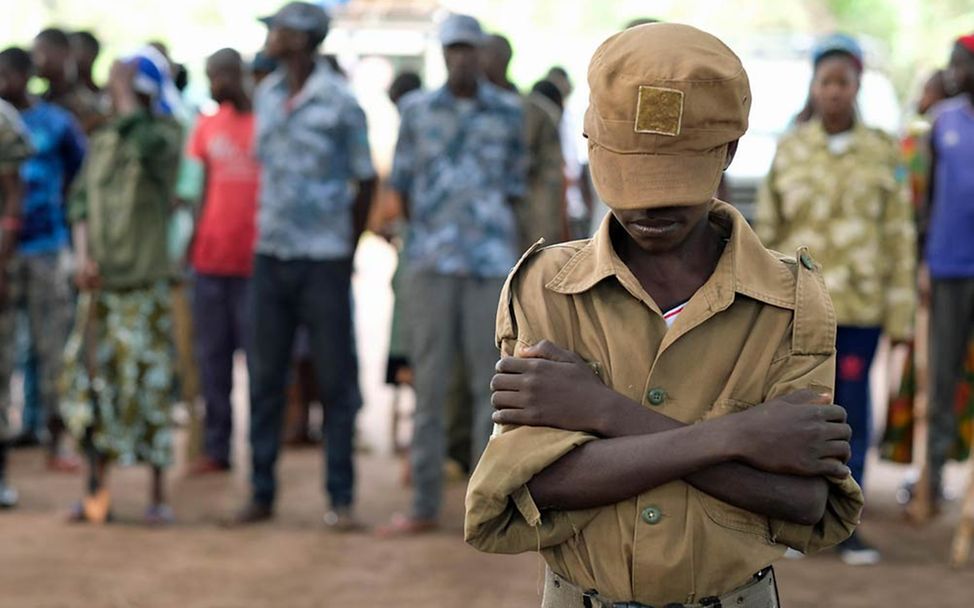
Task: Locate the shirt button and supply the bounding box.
[641,505,662,525]
[800,252,816,270]
[647,388,667,406]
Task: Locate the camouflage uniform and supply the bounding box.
[0,101,33,439]
[757,121,916,341]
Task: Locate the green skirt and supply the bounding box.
[60,282,176,467]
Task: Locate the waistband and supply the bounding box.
[542,566,779,608]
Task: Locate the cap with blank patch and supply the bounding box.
[584,23,751,209]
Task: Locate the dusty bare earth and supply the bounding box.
[1,445,971,608]
[1,237,972,607]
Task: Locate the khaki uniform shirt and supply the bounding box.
[756,121,916,340]
[68,110,181,290]
[465,201,863,606]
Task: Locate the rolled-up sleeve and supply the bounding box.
[763,334,864,553]
[465,249,599,554]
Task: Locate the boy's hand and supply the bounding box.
[490,340,609,434]
[728,389,852,478]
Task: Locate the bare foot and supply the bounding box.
[374,513,438,539]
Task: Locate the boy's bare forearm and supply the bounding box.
[577,391,830,524]
[527,415,739,510]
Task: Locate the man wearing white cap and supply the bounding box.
[379,13,526,536]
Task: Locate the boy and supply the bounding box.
[466,24,863,607]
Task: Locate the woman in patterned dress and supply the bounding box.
[61,49,181,525]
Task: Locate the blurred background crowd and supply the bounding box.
[0,0,973,606]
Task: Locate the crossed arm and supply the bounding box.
[490,342,852,525]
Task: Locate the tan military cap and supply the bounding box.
[584,23,751,209]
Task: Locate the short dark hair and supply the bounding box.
[69,30,100,56]
[307,32,327,52]
[173,63,189,92]
[35,27,71,49]
[389,71,422,104]
[532,79,563,109]
[548,66,568,80]
[0,47,32,76]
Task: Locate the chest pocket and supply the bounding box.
[694,399,773,542]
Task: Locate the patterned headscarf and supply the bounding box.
[126,46,180,117]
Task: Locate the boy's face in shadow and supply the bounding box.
[611,203,712,254]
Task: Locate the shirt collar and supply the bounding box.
[545,200,797,311]
[430,80,500,110]
[265,60,337,111]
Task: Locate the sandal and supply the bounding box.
[374,513,438,539]
[144,504,175,526]
[67,493,113,525]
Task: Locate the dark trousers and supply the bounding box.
[191,273,250,465]
[248,255,360,508]
[835,325,882,488]
[929,277,974,489]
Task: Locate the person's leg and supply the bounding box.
[24,254,74,466]
[0,261,20,472]
[247,255,299,509]
[299,259,359,511]
[928,278,974,493]
[17,312,42,439]
[444,364,473,473]
[404,271,460,521]
[191,274,235,468]
[460,276,506,468]
[834,326,882,490]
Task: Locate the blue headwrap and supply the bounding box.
[127,46,181,116]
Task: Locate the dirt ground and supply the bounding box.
[1,237,972,606]
[0,443,971,608]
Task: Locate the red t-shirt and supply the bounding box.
[187,103,260,276]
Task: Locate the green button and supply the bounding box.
[641,506,662,525]
[800,252,815,270]
[647,388,667,406]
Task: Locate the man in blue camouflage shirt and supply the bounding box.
[233,1,376,529]
[378,13,526,536]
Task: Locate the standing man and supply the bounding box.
[0,47,86,472]
[379,14,526,536]
[0,98,32,508]
[926,34,974,505]
[482,33,566,252]
[233,1,376,528]
[68,31,102,95]
[32,28,105,134]
[185,48,260,476]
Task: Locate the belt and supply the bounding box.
[542,567,779,608]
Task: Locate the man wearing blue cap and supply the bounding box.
[378,13,526,536]
[233,1,376,528]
